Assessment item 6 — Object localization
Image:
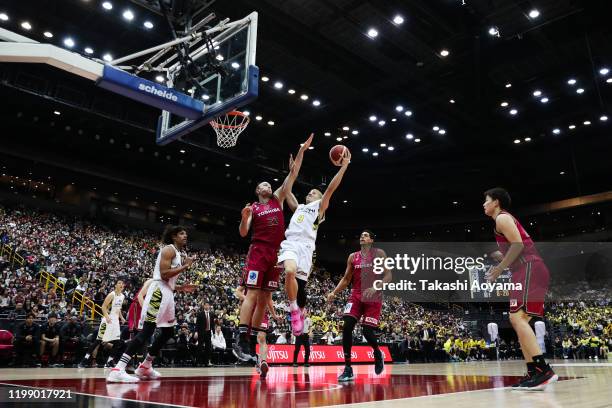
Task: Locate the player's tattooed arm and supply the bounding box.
[275,133,313,202]
[320,149,351,218]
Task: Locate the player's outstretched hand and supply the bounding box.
[241,203,252,220]
[340,149,351,167]
[300,133,314,151]
[326,292,335,304]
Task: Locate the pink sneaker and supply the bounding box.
[291,308,303,335]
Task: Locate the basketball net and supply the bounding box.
[210,111,250,148]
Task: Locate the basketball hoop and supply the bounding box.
[210,110,250,148]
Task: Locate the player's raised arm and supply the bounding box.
[286,191,299,212]
[275,133,313,203]
[326,253,355,303]
[320,149,351,217]
[238,203,253,237]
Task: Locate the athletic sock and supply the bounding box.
[141,354,155,369]
[289,301,299,312]
[526,361,536,374]
[531,354,547,370]
[117,353,131,370]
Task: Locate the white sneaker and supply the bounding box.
[135,365,161,380]
[107,368,139,383]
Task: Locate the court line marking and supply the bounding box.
[0,382,196,408]
[317,376,588,408]
[551,363,612,367]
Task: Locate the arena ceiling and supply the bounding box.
[1,0,612,229]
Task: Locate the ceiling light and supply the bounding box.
[387,146,394,151]
[524,137,532,142]
[395,105,404,112]
[540,97,549,103]
[560,171,565,175]
[599,68,610,76]
[180,150,185,154]
[528,9,540,19]
[449,99,455,104]
[352,130,359,135]
[576,88,585,94]
[267,121,275,126]
[378,120,386,126]
[102,53,113,62]
[391,118,397,122]
[380,143,387,147]
[231,62,240,69]
[123,10,134,21]
[404,110,412,117]
[202,95,210,100]
[369,115,377,122]
[102,1,113,10]
[367,28,378,38]
[438,129,446,135]
[568,124,576,129]
[500,101,509,107]
[372,152,379,157]
[533,90,542,97]
[393,15,404,25]
[433,126,439,131]
[273,81,283,89]
[215,55,224,61]
[552,128,561,135]
[242,110,250,116]
[144,21,154,29]
[225,163,230,167]
[514,139,521,144]
[583,120,591,125]
[440,49,450,57]
[342,126,350,131]
[84,47,94,54]
[300,94,309,101]
[0,13,8,21]
[402,205,406,209]
[63,38,75,48]
[505,83,512,88]
[255,115,263,121]
[53,111,61,115]
[261,76,269,82]
[567,78,577,85]
[21,21,32,30]
[607,78,612,84]
[324,132,331,136]
[288,89,296,94]
[312,100,321,107]
[600,115,608,121]
[362,148,369,153]
[336,137,343,142]
[510,109,518,115]
[43,31,53,38]
[488,26,499,36]
[406,133,414,139]
[414,138,421,143]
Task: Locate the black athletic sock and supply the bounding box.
[532,355,547,370]
[526,361,536,375]
[238,324,249,343]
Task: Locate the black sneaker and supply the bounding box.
[511,372,532,389]
[517,365,558,391]
[77,360,88,369]
[232,338,252,362]
[338,366,355,382]
[105,360,115,368]
[373,349,384,375]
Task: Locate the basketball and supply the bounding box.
[329,145,349,166]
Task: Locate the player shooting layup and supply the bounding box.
[280,149,351,335]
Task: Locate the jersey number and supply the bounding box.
[267,216,279,226]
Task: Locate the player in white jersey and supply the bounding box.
[279,149,351,335]
[107,225,197,383]
[79,280,126,368]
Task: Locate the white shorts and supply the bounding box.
[278,240,314,281]
[138,281,176,329]
[97,317,120,342]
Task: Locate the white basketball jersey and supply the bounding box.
[285,199,324,247]
[109,292,124,318]
[153,244,182,290]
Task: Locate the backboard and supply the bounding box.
[156,11,258,146]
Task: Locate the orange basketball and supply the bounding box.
[329,145,349,166]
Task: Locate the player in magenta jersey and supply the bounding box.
[483,187,557,391]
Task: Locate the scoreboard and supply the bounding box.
[468,265,513,300]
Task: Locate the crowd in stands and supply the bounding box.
[1,204,610,367]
